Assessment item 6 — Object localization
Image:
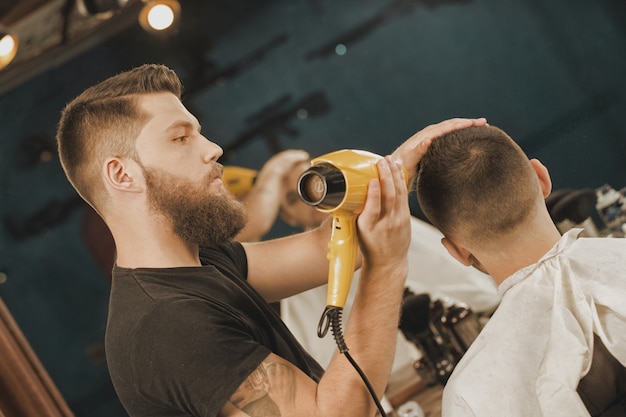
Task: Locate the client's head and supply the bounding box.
[416,125,546,250]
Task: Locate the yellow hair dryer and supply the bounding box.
[297,149,408,312]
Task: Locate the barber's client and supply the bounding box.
[407,124,626,417]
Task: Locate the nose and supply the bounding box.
[201,136,223,163]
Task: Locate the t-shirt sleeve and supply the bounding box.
[130,298,270,417]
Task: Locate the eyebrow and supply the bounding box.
[164,119,202,133]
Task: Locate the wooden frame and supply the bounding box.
[0,297,74,417]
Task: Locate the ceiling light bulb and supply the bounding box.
[138,0,181,35]
[147,4,175,30]
[0,34,16,56]
[0,32,18,69]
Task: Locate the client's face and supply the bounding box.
[142,164,247,247]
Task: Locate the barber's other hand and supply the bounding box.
[392,118,488,181]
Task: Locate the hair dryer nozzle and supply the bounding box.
[298,164,347,210]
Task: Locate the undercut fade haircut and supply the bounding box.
[56,64,183,211]
[416,125,537,244]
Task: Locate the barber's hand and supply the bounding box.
[392,118,488,181]
[357,156,411,271]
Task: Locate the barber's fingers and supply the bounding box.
[392,117,487,180]
[360,178,381,224]
[419,117,488,140]
[377,156,408,217]
[359,157,390,224]
[357,157,411,265]
[359,157,409,226]
[390,155,409,205]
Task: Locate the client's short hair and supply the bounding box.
[416,125,537,244]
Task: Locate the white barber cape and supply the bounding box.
[442,229,626,417]
[281,216,500,371]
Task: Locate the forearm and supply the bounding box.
[317,260,408,416]
[243,217,334,301]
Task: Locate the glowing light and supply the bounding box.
[147,4,175,30]
[0,32,18,69]
[0,34,16,57]
[139,0,181,34]
[335,44,347,56]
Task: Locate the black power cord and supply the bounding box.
[318,306,387,417]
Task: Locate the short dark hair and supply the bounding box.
[416,125,536,244]
[56,64,182,210]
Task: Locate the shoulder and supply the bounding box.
[200,241,248,278]
[564,236,626,284]
[569,235,626,257]
[200,240,246,262]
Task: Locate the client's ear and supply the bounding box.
[441,237,473,266]
[530,159,552,198]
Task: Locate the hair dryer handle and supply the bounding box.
[326,214,359,309]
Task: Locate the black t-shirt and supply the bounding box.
[105,241,324,417]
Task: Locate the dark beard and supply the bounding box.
[142,165,247,247]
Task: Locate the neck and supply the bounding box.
[473,215,562,286]
[109,212,201,269]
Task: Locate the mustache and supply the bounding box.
[203,163,224,185]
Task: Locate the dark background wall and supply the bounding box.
[0,0,625,415]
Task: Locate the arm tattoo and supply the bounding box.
[230,359,297,417]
